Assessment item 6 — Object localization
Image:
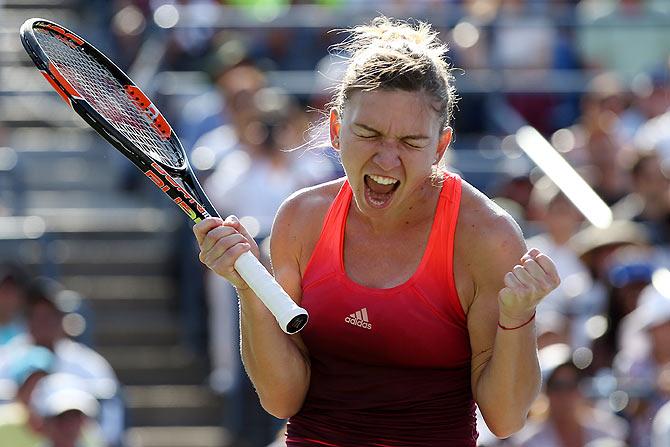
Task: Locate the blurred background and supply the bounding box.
[2,0,670,446]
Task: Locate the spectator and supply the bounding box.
[0,278,124,447]
[490,0,560,133]
[634,102,670,163]
[493,174,534,224]
[652,362,670,447]
[577,0,670,80]
[615,281,670,446]
[613,149,670,245]
[189,63,269,173]
[512,343,628,446]
[178,34,258,151]
[536,311,571,350]
[203,88,334,446]
[30,373,105,447]
[581,128,631,206]
[175,61,269,357]
[590,252,655,372]
[0,346,54,447]
[569,72,628,158]
[619,67,670,143]
[0,263,29,346]
[568,220,649,348]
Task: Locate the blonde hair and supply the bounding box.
[329,16,458,131]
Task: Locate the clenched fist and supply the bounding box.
[498,248,560,326]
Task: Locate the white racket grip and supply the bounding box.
[234,251,308,334]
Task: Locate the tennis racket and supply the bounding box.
[19,18,308,334]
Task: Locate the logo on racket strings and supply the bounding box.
[41,23,84,49]
[144,162,206,222]
[125,86,172,140]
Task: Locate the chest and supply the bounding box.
[343,219,433,289]
[300,275,472,368]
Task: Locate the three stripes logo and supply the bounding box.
[345,308,372,330]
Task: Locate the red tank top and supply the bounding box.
[287,173,477,446]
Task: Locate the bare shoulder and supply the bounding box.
[456,180,527,288]
[457,180,525,245]
[272,178,345,272]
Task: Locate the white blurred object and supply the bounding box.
[31,373,99,419]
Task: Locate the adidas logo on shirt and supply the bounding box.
[345,308,372,330]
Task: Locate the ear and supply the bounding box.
[435,127,452,163]
[329,108,341,151]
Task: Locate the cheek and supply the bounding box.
[339,138,375,164]
[405,151,435,176]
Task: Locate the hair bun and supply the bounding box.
[340,16,446,59]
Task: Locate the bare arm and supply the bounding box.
[465,210,559,438]
[193,200,311,418]
[240,195,311,418]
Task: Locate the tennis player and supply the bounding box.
[194,17,560,446]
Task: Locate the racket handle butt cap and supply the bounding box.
[279,308,309,335]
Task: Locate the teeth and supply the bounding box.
[368,174,398,185]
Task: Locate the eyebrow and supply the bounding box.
[352,122,430,140]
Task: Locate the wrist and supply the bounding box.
[237,287,271,314]
[498,309,536,331]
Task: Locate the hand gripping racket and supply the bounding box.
[20,18,308,334]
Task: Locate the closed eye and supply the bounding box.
[403,139,425,149]
[355,132,379,139]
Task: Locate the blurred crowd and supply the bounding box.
[3,0,670,446]
[0,265,124,447]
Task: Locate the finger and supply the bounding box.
[503,271,524,290]
[201,225,240,254]
[533,253,561,285]
[512,264,536,288]
[527,247,541,258]
[193,217,223,245]
[522,259,548,282]
[222,214,239,227]
[522,259,558,293]
[202,233,249,265]
[212,240,252,278]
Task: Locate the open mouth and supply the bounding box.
[363,174,400,208]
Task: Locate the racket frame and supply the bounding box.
[20,18,308,334]
[20,18,216,223]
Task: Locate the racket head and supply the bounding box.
[20,18,218,222]
[20,18,187,173]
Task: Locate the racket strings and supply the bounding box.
[34,27,185,170]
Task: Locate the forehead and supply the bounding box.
[342,89,441,134]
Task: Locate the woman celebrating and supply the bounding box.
[194,17,560,446]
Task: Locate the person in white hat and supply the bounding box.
[513,344,627,447]
[30,373,105,447]
[616,279,670,447]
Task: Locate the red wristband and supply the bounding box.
[498,311,536,330]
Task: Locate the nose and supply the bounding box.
[372,141,401,171]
